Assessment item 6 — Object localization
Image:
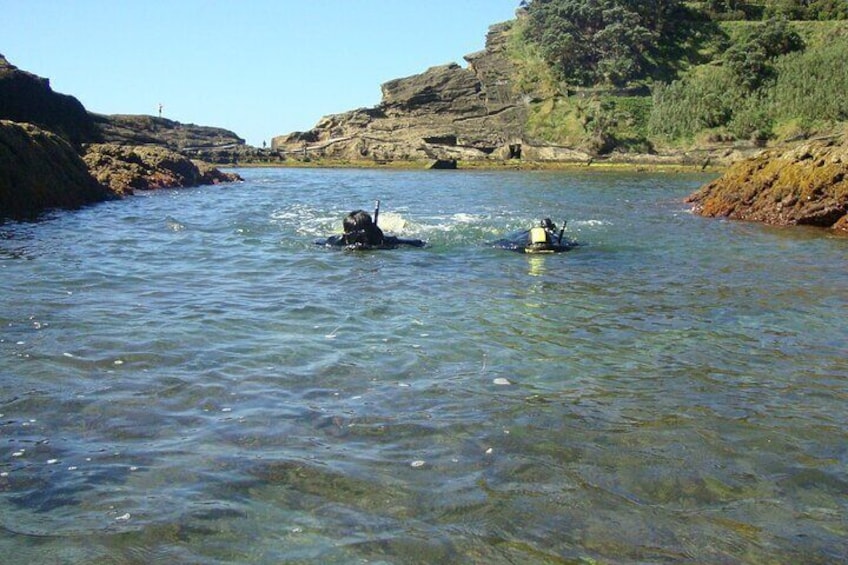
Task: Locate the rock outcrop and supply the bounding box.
[82,144,241,196]
[272,22,545,164]
[0,53,257,164]
[0,54,100,146]
[92,114,264,164]
[687,136,848,231]
[0,120,115,219]
[269,19,775,169]
[0,54,243,221]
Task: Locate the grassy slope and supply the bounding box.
[506,17,848,154]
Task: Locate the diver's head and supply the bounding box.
[343,209,382,246]
[541,218,556,230]
[343,210,374,233]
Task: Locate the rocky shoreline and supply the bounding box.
[269,21,766,172]
[82,144,241,196]
[0,120,116,219]
[1,54,241,222]
[3,34,847,233]
[687,136,848,232]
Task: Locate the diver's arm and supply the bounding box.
[383,235,426,247]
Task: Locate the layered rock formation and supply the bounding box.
[92,114,264,164]
[0,120,115,218]
[687,137,848,231]
[272,22,563,164]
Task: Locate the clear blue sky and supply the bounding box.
[2,0,521,147]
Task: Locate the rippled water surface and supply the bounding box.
[1,168,846,564]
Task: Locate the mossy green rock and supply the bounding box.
[0,120,114,220]
[687,137,848,231]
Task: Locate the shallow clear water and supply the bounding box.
[1,168,846,564]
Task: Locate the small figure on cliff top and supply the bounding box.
[493,218,576,254]
[318,201,426,250]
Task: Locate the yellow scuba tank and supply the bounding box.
[530,226,549,245]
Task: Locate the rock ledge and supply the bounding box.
[687,137,848,231]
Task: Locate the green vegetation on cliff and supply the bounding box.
[648,19,848,143]
[522,0,708,87]
[693,0,848,21]
[514,0,847,154]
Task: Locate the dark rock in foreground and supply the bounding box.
[687,137,848,231]
[0,120,115,219]
[83,144,242,196]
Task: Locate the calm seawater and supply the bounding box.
[1,168,846,564]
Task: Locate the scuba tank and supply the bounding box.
[529,226,551,245]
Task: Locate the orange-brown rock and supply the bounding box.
[82,144,241,196]
[687,137,848,231]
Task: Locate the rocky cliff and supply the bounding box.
[0,54,100,146]
[92,113,264,164]
[272,22,562,164]
[687,136,848,231]
[270,21,742,167]
[0,54,241,221]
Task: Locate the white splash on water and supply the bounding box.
[571,219,611,228]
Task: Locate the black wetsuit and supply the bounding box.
[318,233,426,250]
[492,228,576,253]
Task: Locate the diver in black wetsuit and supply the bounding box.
[492,218,575,253]
[318,206,426,250]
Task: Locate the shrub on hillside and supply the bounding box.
[522,0,704,87]
[769,35,848,124]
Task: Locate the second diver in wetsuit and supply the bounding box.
[493,218,575,253]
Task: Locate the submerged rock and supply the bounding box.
[687,137,848,231]
[0,120,115,220]
[82,144,242,196]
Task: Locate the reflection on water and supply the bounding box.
[1,168,846,563]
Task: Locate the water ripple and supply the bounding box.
[1,168,846,563]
